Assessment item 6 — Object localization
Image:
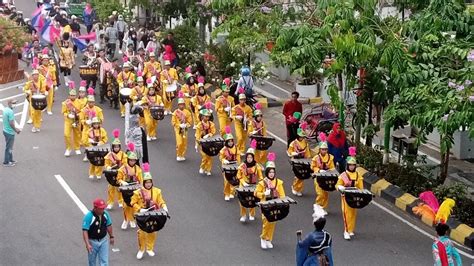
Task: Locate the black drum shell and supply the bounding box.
[135,211,168,233]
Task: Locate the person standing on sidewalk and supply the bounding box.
[83,3,97,33]
[283,91,303,148]
[432,223,462,266]
[116,15,128,54]
[105,21,118,59]
[2,99,21,167]
[82,198,114,266]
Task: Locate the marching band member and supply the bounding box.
[131,163,168,260]
[171,92,192,161]
[117,143,143,230]
[289,123,311,197]
[58,40,75,80]
[77,81,88,109]
[237,139,263,222]
[104,129,127,209]
[62,81,82,157]
[247,103,267,164]
[219,126,241,201]
[180,71,197,119]
[124,44,136,68]
[80,88,104,161]
[82,44,97,66]
[160,60,178,115]
[143,50,161,79]
[38,51,57,115]
[215,80,234,135]
[97,48,111,103]
[142,81,164,141]
[24,68,46,133]
[191,82,211,129]
[311,133,335,213]
[87,115,108,179]
[195,106,216,175]
[254,152,285,249]
[336,147,363,240]
[131,75,147,127]
[117,61,136,117]
[232,88,253,156]
[136,47,146,72]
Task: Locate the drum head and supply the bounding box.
[120,88,132,96]
[166,83,177,92]
[32,94,46,100]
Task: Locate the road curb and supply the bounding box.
[359,167,474,249]
[253,84,323,108]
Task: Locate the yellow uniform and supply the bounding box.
[143,61,161,79]
[160,68,178,112]
[181,83,197,112]
[171,108,192,158]
[61,98,82,151]
[336,171,364,234]
[231,104,253,155]
[87,127,108,177]
[254,178,286,241]
[219,146,241,198]
[247,119,267,164]
[215,95,234,135]
[117,71,137,116]
[311,153,335,208]
[117,164,143,222]
[237,163,263,217]
[130,85,147,126]
[143,94,164,139]
[80,106,104,146]
[191,94,211,127]
[131,187,167,252]
[38,64,57,113]
[104,151,127,206]
[24,77,47,130]
[195,121,217,173]
[288,138,311,194]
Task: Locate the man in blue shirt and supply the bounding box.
[2,99,21,167]
[82,198,115,266]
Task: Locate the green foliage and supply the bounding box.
[90,0,132,22]
[206,43,247,80]
[356,143,383,171]
[166,24,204,68]
[0,17,30,55]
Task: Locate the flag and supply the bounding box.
[40,19,61,44]
[76,31,97,42]
[31,7,45,31]
[72,37,88,52]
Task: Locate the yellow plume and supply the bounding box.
[435,198,455,224]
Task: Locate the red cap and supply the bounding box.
[93,198,107,209]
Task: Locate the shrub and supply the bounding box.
[434,183,474,227]
[167,24,204,68]
[0,17,30,55]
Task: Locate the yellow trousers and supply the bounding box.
[255,150,267,165]
[199,150,212,172]
[223,175,235,197]
[174,130,188,157]
[314,180,329,208]
[240,205,256,217]
[64,122,81,150]
[47,89,54,113]
[89,164,103,176]
[341,196,357,233]
[234,123,247,155]
[81,125,91,146]
[137,229,157,252]
[292,177,305,193]
[30,105,42,129]
[120,102,125,116]
[123,205,135,222]
[217,116,231,135]
[144,111,158,138]
[107,185,123,206]
[260,216,276,241]
[162,92,172,112]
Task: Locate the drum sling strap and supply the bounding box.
[140,188,154,209]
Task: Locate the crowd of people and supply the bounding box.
[1,3,464,266]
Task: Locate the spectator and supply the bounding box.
[83,3,96,33]
[162,32,178,66]
[283,91,303,147]
[115,14,128,53]
[2,99,21,167]
[327,122,349,173]
[105,21,118,59]
[432,223,462,266]
[236,66,254,98]
[82,198,114,266]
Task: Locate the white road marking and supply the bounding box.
[265,80,292,95]
[267,128,474,256]
[18,99,29,129]
[1,93,25,101]
[54,174,88,215]
[0,82,25,92]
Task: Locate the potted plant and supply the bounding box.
[0,17,29,84]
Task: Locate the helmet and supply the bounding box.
[241,67,250,76]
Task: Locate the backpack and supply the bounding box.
[242,76,253,98]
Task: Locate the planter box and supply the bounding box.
[0,53,23,84]
[295,82,317,98]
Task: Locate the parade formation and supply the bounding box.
[1,1,470,265]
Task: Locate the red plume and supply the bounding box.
[238,87,245,94]
[164,45,172,53]
[31,63,38,69]
[205,102,212,110]
[112,129,120,139]
[148,47,154,53]
[163,54,170,61]
[198,76,205,84]
[223,78,231,87]
[87,87,94,95]
[250,139,257,149]
[68,81,75,89]
[349,146,357,157]
[255,102,261,110]
[137,70,143,77]
[185,66,192,73]
[142,162,150,172]
[123,55,129,62]
[267,152,276,161]
[127,142,135,152]
[178,91,184,98]
[33,57,39,66]
[300,121,308,131]
[80,80,87,87]
[225,125,231,135]
[147,78,152,84]
[42,47,49,55]
[89,110,96,118]
[318,132,327,142]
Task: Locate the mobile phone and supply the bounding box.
[296,230,302,240]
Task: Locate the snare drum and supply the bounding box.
[236,185,260,208]
[79,65,98,81]
[31,94,47,111]
[135,209,169,233]
[85,146,109,166]
[119,183,141,207]
[343,188,374,209]
[222,163,239,186]
[258,196,297,222]
[290,158,313,180]
[120,88,132,105]
[249,135,275,150]
[200,135,225,157]
[313,170,339,191]
[150,106,165,120]
[103,169,119,187]
[165,82,178,92]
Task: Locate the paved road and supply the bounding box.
[1,1,473,265]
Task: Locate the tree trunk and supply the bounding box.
[439,148,449,185]
[365,91,373,146]
[383,122,391,164]
[208,17,213,45]
[337,73,345,126]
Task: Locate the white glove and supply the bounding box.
[140,208,147,213]
[120,181,129,186]
[203,134,210,139]
[106,166,112,171]
[291,152,298,156]
[235,115,243,120]
[184,93,190,97]
[264,189,271,196]
[250,130,258,135]
[45,91,49,96]
[160,103,164,106]
[86,119,92,125]
[223,159,230,165]
[68,113,75,119]
[338,185,346,192]
[25,90,31,95]
[54,86,58,91]
[242,182,249,187]
[319,169,327,173]
[224,107,231,112]
[180,123,187,129]
[163,206,169,212]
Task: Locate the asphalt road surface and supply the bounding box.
[1,1,473,265]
